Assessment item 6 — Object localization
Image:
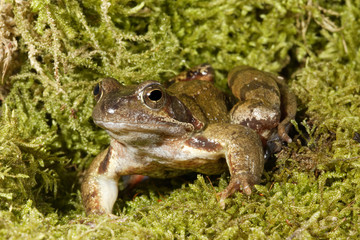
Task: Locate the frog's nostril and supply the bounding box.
[148,89,162,101]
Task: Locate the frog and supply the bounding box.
[81,64,296,215]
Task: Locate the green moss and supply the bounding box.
[293,61,360,158]
[0,0,360,238]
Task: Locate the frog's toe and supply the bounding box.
[218,173,255,201]
[217,175,254,208]
[277,121,293,143]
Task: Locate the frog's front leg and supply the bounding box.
[81,140,140,215]
[81,147,119,215]
[203,124,264,199]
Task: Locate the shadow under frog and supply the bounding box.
[81,64,296,215]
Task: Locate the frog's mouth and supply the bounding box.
[93,119,194,138]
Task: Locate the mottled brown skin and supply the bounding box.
[82,64,296,215]
[227,66,297,146]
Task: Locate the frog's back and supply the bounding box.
[167,80,229,124]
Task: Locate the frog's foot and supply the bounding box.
[265,121,293,156]
[217,173,256,208]
[220,173,256,197]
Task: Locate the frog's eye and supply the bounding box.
[93,83,102,101]
[147,89,162,101]
[142,84,166,110]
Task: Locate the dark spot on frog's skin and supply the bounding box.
[239,80,280,101]
[98,147,112,174]
[163,95,204,131]
[186,136,222,152]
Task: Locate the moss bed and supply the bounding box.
[1,0,360,239]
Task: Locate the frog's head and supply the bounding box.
[92,78,204,144]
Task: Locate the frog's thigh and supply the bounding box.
[230,99,280,138]
[81,147,120,215]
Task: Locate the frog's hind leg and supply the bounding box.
[227,66,282,144]
[230,99,280,144]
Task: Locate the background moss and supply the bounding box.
[0,0,360,238]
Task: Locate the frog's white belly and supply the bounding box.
[110,138,227,177]
[131,141,224,165]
